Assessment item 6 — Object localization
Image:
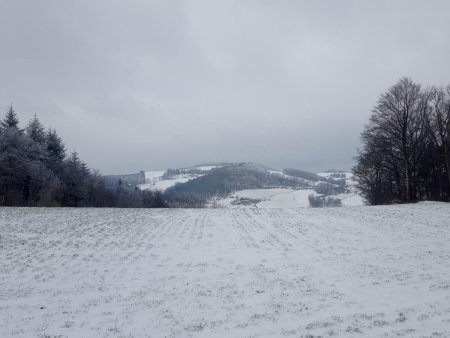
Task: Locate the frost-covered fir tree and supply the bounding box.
[26,114,46,144]
[0,105,19,131]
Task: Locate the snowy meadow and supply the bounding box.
[1,203,450,337]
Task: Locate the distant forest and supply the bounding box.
[353,77,450,204]
[0,106,165,207]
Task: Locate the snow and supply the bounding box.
[195,166,218,171]
[1,203,450,337]
[257,189,318,208]
[231,188,297,200]
[317,171,352,179]
[140,175,196,191]
[144,170,166,181]
[141,169,361,206]
[140,166,220,192]
[313,171,363,206]
[214,188,319,208]
[267,170,296,180]
[335,191,365,206]
[141,171,202,191]
[212,187,362,208]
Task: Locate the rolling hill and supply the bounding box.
[136,162,362,208]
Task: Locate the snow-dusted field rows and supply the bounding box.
[1,204,450,337]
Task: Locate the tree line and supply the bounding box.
[353,77,450,204]
[0,106,166,207]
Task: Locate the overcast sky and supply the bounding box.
[1,1,449,174]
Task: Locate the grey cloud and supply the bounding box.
[1,0,449,173]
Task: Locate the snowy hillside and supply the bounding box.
[209,169,362,208]
[138,165,219,191]
[138,164,363,208]
[1,203,450,337]
[317,170,363,207]
[210,188,319,208]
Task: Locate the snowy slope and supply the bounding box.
[211,183,362,208]
[138,166,219,191]
[139,174,197,191]
[1,203,450,337]
[317,171,363,206]
[212,188,320,208]
[139,165,362,208]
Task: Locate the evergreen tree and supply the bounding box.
[61,152,90,206]
[1,105,20,131]
[26,114,46,144]
[0,105,164,208]
[46,128,66,161]
[80,160,91,178]
[0,127,55,205]
[45,128,66,177]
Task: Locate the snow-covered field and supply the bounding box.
[214,188,319,208]
[1,203,450,337]
[212,187,362,208]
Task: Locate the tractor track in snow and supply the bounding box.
[1,204,450,337]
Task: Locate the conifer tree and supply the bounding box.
[45,128,66,177]
[1,105,20,131]
[0,105,164,208]
[46,128,66,161]
[26,114,46,144]
[61,152,90,206]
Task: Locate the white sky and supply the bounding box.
[1,0,449,174]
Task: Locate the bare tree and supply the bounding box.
[366,77,427,202]
[423,86,450,194]
[353,77,450,204]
